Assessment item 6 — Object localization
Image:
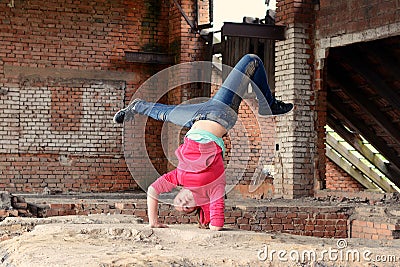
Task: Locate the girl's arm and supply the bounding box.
[147,170,179,228]
[147,185,168,228]
[209,183,225,231]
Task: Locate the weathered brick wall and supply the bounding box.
[325,158,365,192]
[316,0,400,39]
[225,205,349,238]
[6,195,400,240]
[351,220,400,240]
[0,0,169,69]
[276,0,400,197]
[350,206,400,240]
[124,0,212,191]
[274,0,316,198]
[7,75,133,193]
[4,191,399,241]
[26,198,351,238]
[314,0,400,192]
[0,0,209,193]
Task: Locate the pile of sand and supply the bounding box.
[1,214,399,267]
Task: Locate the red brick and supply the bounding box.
[262,224,273,231]
[336,224,347,231]
[305,225,314,231]
[313,231,325,237]
[239,225,251,231]
[0,210,9,216]
[237,218,249,224]
[133,210,147,217]
[224,217,236,224]
[229,210,243,217]
[325,225,336,231]
[271,218,282,224]
[284,224,294,230]
[336,230,347,238]
[275,212,287,218]
[376,228,392,236]
[272,225,284,231]
[364,227,377,234]
[121,210,134,215]
[325,231,336,238]
[115,203,134,210]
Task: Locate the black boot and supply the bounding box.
[258,99,294,117]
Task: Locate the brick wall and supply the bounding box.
[314,0,400,192]
[225,205,349,238]
[0,0,209,193]
[316,0,400,39]
[351,220,400,240]
[350,206,400,240]
[12,197,351,239]
[0,0,169,70]
[225,100,276,195]
[274,0,316,198]
[275,0,400,197]
[3,192,400,241]
[1,154,133,193]
[325,158,365,192]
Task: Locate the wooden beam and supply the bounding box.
[357,41,400,89]
[327,114,400,182]
[212,42,222,54]
[326,147,380,191]
[326,133,395,192]
[327,95,400,166]
[331,48,400,110]
[221,22,286,40]
[327,98,400,188]
[327,63,400,147]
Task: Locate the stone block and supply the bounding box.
[0,191,12,209]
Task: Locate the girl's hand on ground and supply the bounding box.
[209,225,223,231]
[149,222,169,228]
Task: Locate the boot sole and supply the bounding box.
[257,105,294,118]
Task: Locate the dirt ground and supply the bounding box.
[1,214,400,267]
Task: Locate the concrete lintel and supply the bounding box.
[316,21,400,52]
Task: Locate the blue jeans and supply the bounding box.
[133,54,274,130]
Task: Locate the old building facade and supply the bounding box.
[1,0,399,199]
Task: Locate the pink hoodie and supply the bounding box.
[151,138,226,227]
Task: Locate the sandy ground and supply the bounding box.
[1,214,400,267]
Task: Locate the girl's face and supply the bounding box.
[173,188,197,213]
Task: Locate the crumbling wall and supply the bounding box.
[3,191,400,241]
[274,0,316,198]
[0,78,133,192]
[316,0,399,39]
[325,158,365,192]
[314,0,400,192]
[274,0,400,197]
[1,194,352,239]
[0,0,209,193]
